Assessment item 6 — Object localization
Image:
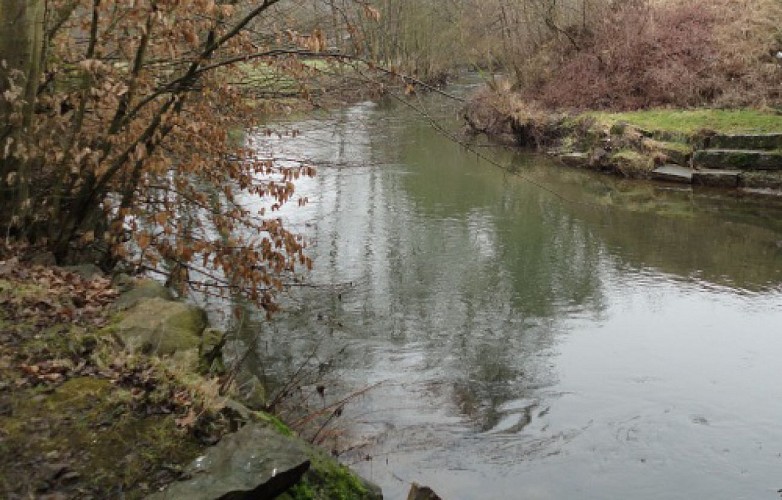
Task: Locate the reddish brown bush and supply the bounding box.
[534,0,724,110]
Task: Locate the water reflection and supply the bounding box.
[244,87,782,499]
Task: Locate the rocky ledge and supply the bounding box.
[0,263,381,499]
[463,96,782,196]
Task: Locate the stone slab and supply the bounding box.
[707,133,782,151]
[556,152,589,168]
[739,170,782,190]
[652,165,693,183]
[693,149,782,171]
[692,169,741,188]
[148,423,311,500]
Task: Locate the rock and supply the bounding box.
[652,165,693,184]
[656,142,691,166]
[692,169,741,188]
[111,273,135,292]
[199,328,226,374]
[556,152,589,168]
[693,149,782,171]
[113,278,174,311]
[115,298,207,355]
[233,366,267,411]
[296,449,383,500]
[462,98,515,139]
[706,133,782,151]
[147,423,312,500]
[28,251,56,267]
[590,147,610,166]
[739,170,782,190]
[63,264,104,280]
[407,483,442,500]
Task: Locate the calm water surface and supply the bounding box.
[245,84,782,499]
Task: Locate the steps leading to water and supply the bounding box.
[706,133,782,151]
[651,133,782,191]
[693,149,782,171]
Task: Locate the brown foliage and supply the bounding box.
[531,0,782,110]
[0,0,378,313]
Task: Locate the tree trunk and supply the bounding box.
[0,0,45,223]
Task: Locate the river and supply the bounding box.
[243,81,782,499]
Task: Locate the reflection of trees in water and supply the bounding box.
[241,101,614,432]
[246,96,782,436]
[526,164,782,291]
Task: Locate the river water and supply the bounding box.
[245,82,782,499]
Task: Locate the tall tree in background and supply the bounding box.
[0,0,45,225]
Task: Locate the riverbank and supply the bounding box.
[0,254,381,499]
[463,90,782,195]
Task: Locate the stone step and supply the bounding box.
[652,164,693,183]
[706,133,782,151]
[556,152,589,168]
[692,169,741,188]
[692,149,782,171]
[739,170,782,191]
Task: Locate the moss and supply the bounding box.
[657,141,691,154]
[740,171,782,190]
[610,149,654,177]
[114,298,206,355]
[256,411,293,436]
[587,109,782,135]
[283,481,317,500]
[0,377,203,498]
[300,450,372,500]
[609,121,628,136]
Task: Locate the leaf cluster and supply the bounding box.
[0,0,380,312]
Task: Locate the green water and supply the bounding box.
[245,85,782,499]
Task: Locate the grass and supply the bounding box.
[587,109,782,135]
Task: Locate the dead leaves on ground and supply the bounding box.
[0,257,117,330]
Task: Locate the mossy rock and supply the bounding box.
[115,298,207,355]
[281,445,383,500]
[63,263,104,280]
[148,423,312,500]
[113,279,175,311]
[610,149,654,177]
[198,328,226,374]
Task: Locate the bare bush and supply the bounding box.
[528,0,782,110]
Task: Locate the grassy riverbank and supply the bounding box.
[0,256,379,499]
[464,91,782,191]
[585,109,782,137]
[0,263,211,497]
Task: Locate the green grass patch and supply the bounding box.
[587,109,782,135]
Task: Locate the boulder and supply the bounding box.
[408,483,442,500]
[147,423,311,500]
[199,328,226,374]
[115,298,207,355]
[113,278,174,311]
[63,264,104,280]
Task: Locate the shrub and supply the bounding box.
[530,0,782,110]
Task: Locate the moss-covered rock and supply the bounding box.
[198,328,226,374]
[288,447,383,500]
[115,298,207,355]
[113,279,175,311]
[147,423,312,500]
[609,149,654,177]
